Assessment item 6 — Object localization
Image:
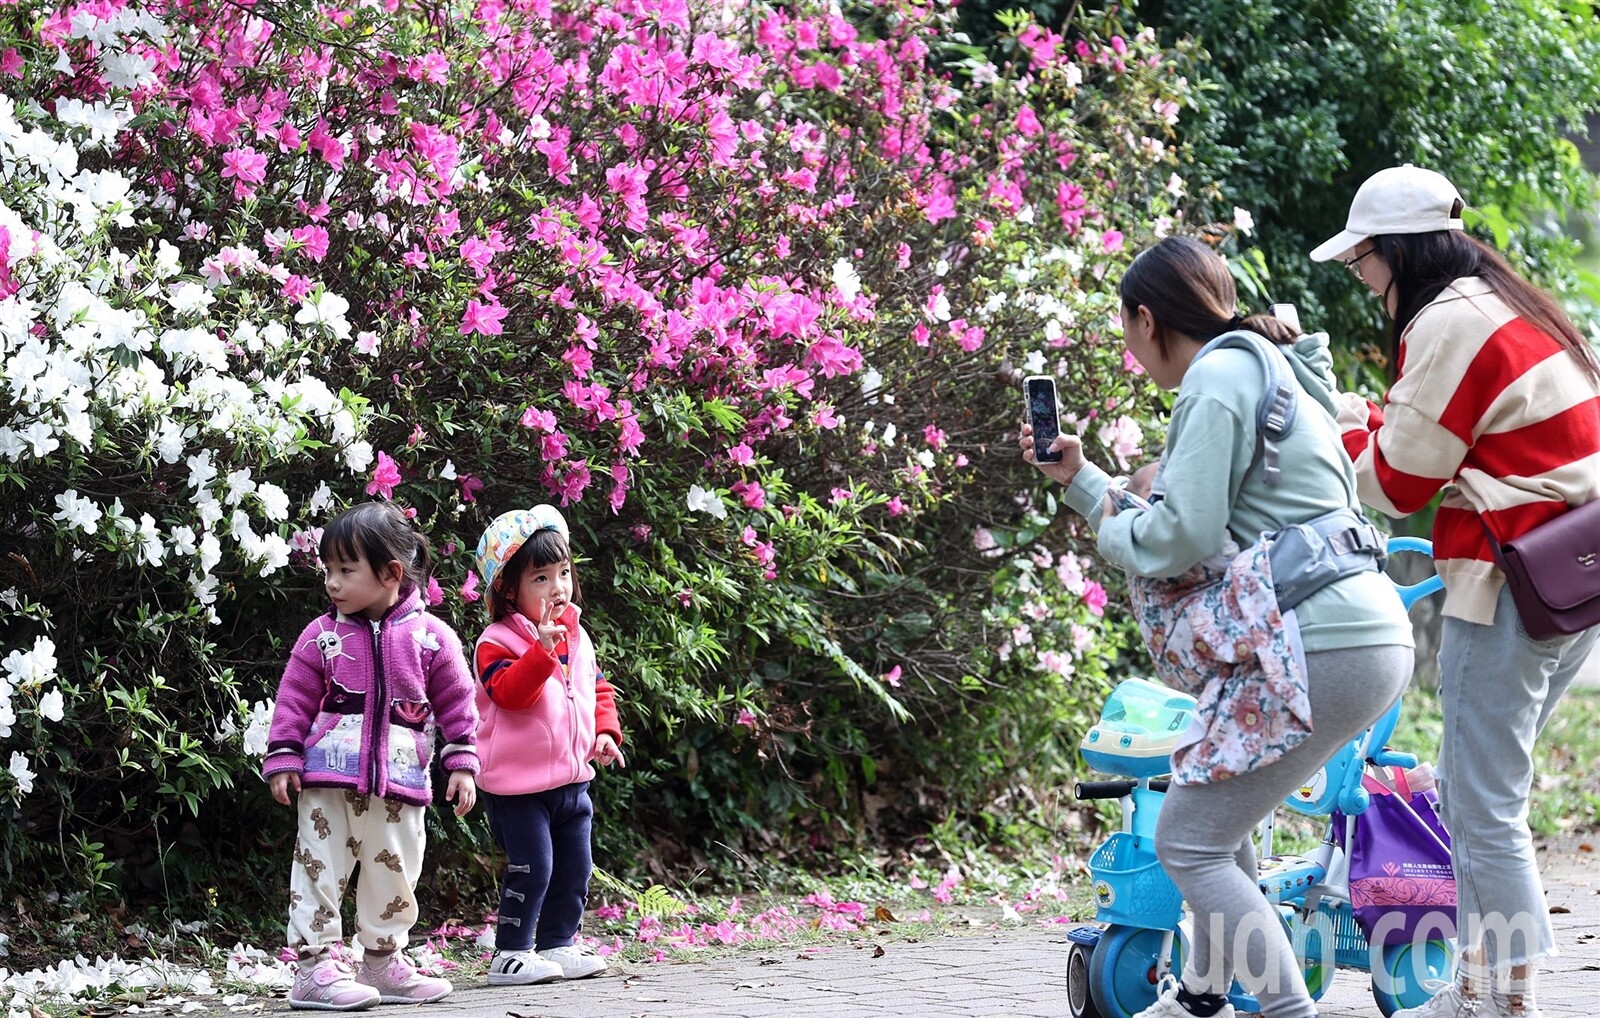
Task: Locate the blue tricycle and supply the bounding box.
[1065,537,1455,1018]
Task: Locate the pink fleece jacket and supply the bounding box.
[473,607,607,795]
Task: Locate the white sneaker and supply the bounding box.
[486,949,563,986]
[1130,977,1236,1018]
[1393,980,1524,1017]
[536,944,608,979]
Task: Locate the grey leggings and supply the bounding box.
[1155,644,1414,1018]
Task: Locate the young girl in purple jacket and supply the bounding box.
[262,502,480,1011]
[472,505,624,986]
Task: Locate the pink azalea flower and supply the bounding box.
[923,425,947,450]
[458,474,483,503]
[829,487,852,507]
[731,480,767,509]
[735,708,756,728]
[292,224,330,262]
[1016,104,1042,137]
[459,299,508,336]
[1102,230,1125,253]
[459,572,480,603]
[811,404,840,429]
[521,406,558,432]
[221,146,268,198]
[1057,181,1087,233]
[425,577,443,605]
[884,665,902,688]
[728,443,754,466]
[459,236,494,277]
[540,431,569,461]
[1083,581,1109,618]
[365,452,402,499]
[885,496,906,517]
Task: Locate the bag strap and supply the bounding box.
[1192,330,1300,487]
[1359,766,1413,799]
[1390,765,1412,800]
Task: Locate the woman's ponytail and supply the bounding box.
[1238,312,1301,346]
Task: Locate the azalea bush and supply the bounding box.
[0,0,1209,909]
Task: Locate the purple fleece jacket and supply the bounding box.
[261,585,480,806]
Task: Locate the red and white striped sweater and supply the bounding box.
[1340,276,1600,624]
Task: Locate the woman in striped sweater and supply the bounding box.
[1312,165,1600,1018]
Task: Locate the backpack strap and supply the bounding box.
[1192,330,1300,486]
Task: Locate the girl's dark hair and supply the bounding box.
[1372,230,1600,383]
[490,528,581,623]
[1119,236,1298,361]
[319,502,431,590]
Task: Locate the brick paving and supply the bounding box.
[247,836,1600,1017]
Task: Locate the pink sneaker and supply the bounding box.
[289,958,380,1011]
[356,954,453,1004]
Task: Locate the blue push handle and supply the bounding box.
[1386,536,1445,610]
[1373,749,1420,769]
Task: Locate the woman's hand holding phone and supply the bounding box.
[1018,423,1087,486]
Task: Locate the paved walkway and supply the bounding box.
[252,838,1600,1017]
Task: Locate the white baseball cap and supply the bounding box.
[1309,164,1465,262]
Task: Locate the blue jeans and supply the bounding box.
[481,782,594,952]
[1437,585,1598,970]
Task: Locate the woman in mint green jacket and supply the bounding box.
[1020,237,1414,1018]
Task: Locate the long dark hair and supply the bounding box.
[319,501,432,589]
[1374,230,1600,383]
[1119,236,1297,360]
[489,528,582,623]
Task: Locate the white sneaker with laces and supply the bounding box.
[536,943,608,979]
[1391,979,1515,1017]
[1129,977,1236,1018]
[486,949,563,986]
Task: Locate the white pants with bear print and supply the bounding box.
[287,787,427,956]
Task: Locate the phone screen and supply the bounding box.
[1026,377,1062,463]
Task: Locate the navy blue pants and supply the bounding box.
[481,781,593,951]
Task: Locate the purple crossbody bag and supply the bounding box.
[1482,500,1600,641]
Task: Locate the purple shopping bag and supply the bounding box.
[1334,767,1457,947]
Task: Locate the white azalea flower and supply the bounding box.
[242,700,274,757]
[686,483,728,520]
[831,258,862,302]
[256,482,290,522]
[38,688,64,723]
[8,752,35,796]
[53,490,102,534]
[294,289,352,341]
[1233,206,1255,235]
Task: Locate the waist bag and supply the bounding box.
[1267,507,1387,611]
[1482,501,1600,641]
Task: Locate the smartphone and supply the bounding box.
[1024,375,1063,463]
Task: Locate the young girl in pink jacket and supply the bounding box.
[472,505,624,985]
